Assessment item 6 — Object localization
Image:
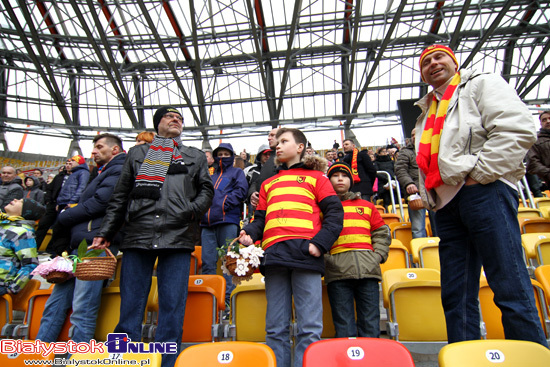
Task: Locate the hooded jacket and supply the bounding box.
[0,177,24,211]
[23,177,45,204]
[57,153,126,250]
[243,155,344,275]
[201,143,248,227]
[56,163,91,206]
[97,143,214,251]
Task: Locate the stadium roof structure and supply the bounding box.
[0,0,549,154]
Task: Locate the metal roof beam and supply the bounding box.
[3,0,78,138]
[449,0,471,49]
[459,0,515,69]
[518,37,550,96]
[275,0,303,119]
[98,0,131,65]
[342,0,362,117]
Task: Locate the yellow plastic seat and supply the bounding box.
[13,288,72,340]
[519,217,550,234]
[521,233,550,269]
[388,204,409,222]
[389,222,413,253]
[0,294,13,336]
[518,207,544,218]
[438,339,550,367]
[94,287,121,341]
[410,237,440,270]
[182,274,226,342]
[540,206,550,219]
[303,337,415,367]
[479,276,549,339]
[382,268,447,344]
[533,197,550,210]
[535,265,550,305]
[536,238,550,265]
[70,343,161,367]
[380,213,401,225]
[175,341,276,367]
[190,246,202,275]
[380,239,410,275]
[375,205,386,214]
[229,273,267,341]
[11,279,41,312]
[38,229,52,252]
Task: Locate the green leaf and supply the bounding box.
[83,249,104,258]
[77,239,88,259]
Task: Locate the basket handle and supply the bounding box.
[88,245,116,260]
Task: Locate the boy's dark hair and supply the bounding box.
[93,133,123,150]
[540,111,550,121]
[33,168,43,174]
[276,128,308,159]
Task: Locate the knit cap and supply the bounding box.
[71,155,86,165]
[153,106,182,133]
[21,199,46,220]
[419,44,459,82]
[327,162,353,182]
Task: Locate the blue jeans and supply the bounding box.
[326,278,380,338]
[201,224,238,305]
[114,249,191,367]
[408,206,427,239]
[435,181,548,346]
[264,266,322,367]
[36,247,117,343]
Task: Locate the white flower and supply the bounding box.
[227,250,240,259]
[221,262,231,276]
[235,258,250,276]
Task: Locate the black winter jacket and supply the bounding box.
[57,153,126,250]
[97,143,214,251]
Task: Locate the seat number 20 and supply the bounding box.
[485,349,505,363]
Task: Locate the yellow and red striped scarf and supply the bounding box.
[351,148,361,183]
[416,73,461,190]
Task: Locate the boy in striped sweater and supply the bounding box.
[324,162,391,338]
[239,128,344,367]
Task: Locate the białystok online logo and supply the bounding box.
[0,334,178,357]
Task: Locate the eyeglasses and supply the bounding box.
[163,113,183,122]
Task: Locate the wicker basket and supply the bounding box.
[44,271,72,284]
[224,255,255,278]
[408,194,424,211]
[75,248,117,281]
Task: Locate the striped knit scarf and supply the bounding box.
[416,72,461,191]
[350,148,361,183]
[132,135,184,200]
[0,212,24,222]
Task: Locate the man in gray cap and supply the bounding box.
[92,106,214,367]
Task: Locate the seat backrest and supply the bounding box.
[410,237,440,266]
[535,265,550,305]
[536,238,550,265]
[389,222,413,253]
[190,246,202,275]
[12,279,41,312]
[520,218,550,234]
[175,341,276,367]
[182,275,226,342]
[518,207,543,218]
[375,205,386,214]
[382,268,447,341]
[479,278,549,339]
[0,294,13,333]
[521,233,550,261]
[26,289,72,341]
[380,239,409,275]
[303,337,415,367]
[381,213,401,225]
[438,339,550,367]
[534,197,550,209]
[94,287,121,341]
[230,273,267,341]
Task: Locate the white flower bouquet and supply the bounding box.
[219,237,264,285]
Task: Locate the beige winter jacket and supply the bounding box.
[414,69,536,210]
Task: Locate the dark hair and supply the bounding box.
[33,168,43,174]
[276,128,307,159]
[93,133,123,150]
[540,111,550,121]
[343,138,355,145]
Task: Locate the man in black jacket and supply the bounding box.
[36,133,126,345]
[342,139,377,201]
[92,107,214,367]
[249,127,278,208]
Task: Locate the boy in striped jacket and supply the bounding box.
[239,128,344,367]
[324,162,391,338]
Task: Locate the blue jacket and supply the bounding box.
[201,143,248,227]
[56,163,90,206]
[57,153,126,249]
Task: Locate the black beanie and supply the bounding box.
[327,162,353,182]
[153,106,182,133]
[21,199,46,221]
